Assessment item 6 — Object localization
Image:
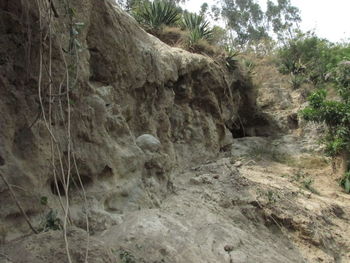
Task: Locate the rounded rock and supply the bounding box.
[136,134,161,152]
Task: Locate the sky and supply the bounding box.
[182,0,350,43]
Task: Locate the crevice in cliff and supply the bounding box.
[50,175,93,196]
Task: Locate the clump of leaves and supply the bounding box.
[39,210,62,232]
[133,0,180,32]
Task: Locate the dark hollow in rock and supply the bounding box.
[230,122,246,138]
[0,155,4,166]
[50,175,93,196]
[50,180,65,196]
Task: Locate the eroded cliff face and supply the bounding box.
[2,1,350,263]
[0,0,256,243]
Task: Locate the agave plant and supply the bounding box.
[224,46,239,71]
[182,12,213,41]
[133,0,180,31]
[187,29,202,46]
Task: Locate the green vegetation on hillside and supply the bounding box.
[301,61,350,193]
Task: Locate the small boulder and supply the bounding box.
[136,134,161,152]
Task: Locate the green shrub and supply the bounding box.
[133,0,180,32]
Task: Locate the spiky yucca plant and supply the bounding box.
[224,46,239,71]
[182,12,213,41]
[134,0,180,31]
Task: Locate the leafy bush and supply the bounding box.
[133,0,180,32]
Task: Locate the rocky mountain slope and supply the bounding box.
[0,0,349,262]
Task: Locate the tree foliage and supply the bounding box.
[265,0,301,41]
[220,0,268,47]
[218,0,300,48]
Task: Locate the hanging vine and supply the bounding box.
[33,0,90,262]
